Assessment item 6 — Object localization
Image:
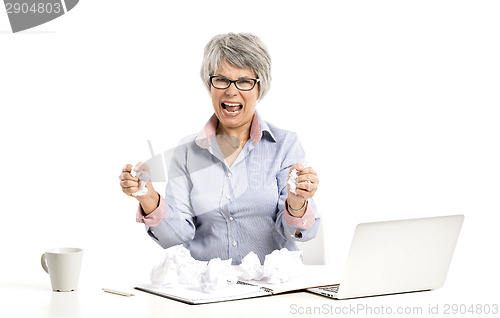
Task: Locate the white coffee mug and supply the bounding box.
[41,248,83,292]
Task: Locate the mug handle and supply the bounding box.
[41,253,49,274]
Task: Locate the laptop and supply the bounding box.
[307,214,464,299]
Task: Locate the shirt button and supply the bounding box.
[229,216,234,221]
[226,195,231,200]
[233,241,237,247]
[227,172,232,177]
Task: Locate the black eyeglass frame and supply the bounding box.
[209,75,260,91]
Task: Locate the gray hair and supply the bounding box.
[200,33,272,100]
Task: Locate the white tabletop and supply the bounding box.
[0,265,487,318]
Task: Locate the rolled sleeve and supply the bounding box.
[275,131,321,242]
[280,199,320,240]
[283,201,315,230]
[136,194,166,227]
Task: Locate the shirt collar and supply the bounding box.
[195,111,276,149]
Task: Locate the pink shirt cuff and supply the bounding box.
[136,194,166,227]
[283,201,315,229]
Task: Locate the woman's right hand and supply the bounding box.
[119,163,160,214]
[120,163,147,197]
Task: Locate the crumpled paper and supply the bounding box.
[238,251,264,281]
[150,246,304,292]
[130,168,150,197]
[238,248,304,284]
[199,258,239,291]
[261,248,304,284]
[287,168,299,195]
[150,244,205,286]
[150,245,239,292]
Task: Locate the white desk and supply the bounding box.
[0,266,478,318]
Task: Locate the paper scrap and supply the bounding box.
[199,258,239,292]
[150,245,238,293]
[238,251,264,281]
[238,248,304,284]
[150,246,304,292]
[287,168,299,195]
[262,248,304,284]
[130,168,150,197]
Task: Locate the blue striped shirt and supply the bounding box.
[138,111,320,264]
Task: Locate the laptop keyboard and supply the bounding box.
[320,285,339,293]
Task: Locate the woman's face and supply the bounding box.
[211,61,259,132]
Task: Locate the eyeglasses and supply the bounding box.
[209,75,260,91]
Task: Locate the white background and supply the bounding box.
[1,0,499,309]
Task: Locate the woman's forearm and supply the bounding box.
[138,191,160,215]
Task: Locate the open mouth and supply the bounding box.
[221,102,243,115]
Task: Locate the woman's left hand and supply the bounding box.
[287,163,319,209]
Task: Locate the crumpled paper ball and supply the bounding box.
[150,245,238,292]
[262,248,304,284]
[238,248,304,284]
[130,168,151,197]
[287,168,299,195]
[198,258,239,292]
[150,245,205,286]
[238,251,264,281]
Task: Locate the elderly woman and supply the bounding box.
[119,33,320,264]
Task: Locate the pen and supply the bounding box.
[102,288,134,297]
